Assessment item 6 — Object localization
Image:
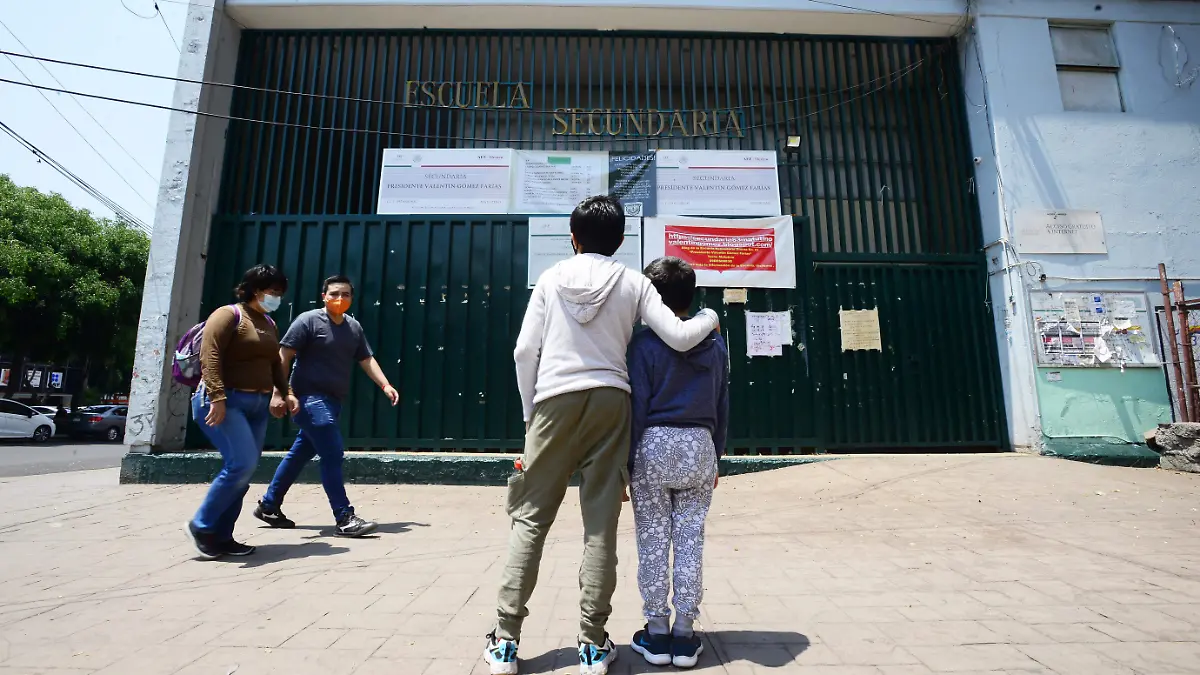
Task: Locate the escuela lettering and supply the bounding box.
[402,80,745,138]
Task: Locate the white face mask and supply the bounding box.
[260,294,283,313]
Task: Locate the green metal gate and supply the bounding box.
[199,29,1009,453]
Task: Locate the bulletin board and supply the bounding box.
[1030,291,1161,368]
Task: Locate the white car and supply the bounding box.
[0,399,57,443]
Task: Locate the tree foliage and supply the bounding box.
[0,174,150,389]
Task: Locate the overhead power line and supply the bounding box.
[0,19,158,184]
[0,57,925,144]
[0,44,950,118]
[0,118,152,233]
[0,27,154,210]
[156,3,182,53]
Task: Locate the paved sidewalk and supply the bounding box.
[1,455,1199,675]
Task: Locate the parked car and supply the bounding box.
[0,399,56,443]
[67,405,127,442]
[30,405,57,416]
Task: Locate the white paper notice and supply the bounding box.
[1062,299,1082,324]
[656,150,781,217]
[527,217,641,288]
[377,149,512,214]
[746,313,783,357]
[765,311,793,345]
[513,151,609,214]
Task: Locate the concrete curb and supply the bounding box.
[1040,438,1161,468]
[119,451,832,486]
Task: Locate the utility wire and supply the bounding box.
[0,58,925,144]
[155,2,182,53]
[0,19,158,183]
[0,118,152,232]
[119,0,158,20]
[0,37,154,209]
[0,43,951,117]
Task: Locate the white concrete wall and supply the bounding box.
[126,1,242,452]
[224,0,967,36]
[965,0,1200,450]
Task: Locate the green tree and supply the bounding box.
[0,174,150,395]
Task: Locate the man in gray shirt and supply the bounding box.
[256,275,399,537]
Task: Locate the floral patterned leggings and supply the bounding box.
[630,426,718,636]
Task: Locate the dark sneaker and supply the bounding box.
[482,631,518,675]
[183,521,222,560]
[254,501,295,528]
[578,635,618,675]
[220,540,257,556]
[671,633,704,669]
[630,626,672,666]
[335,513,378,538]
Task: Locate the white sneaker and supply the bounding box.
[578,636,618,675]
[483,631,519,675]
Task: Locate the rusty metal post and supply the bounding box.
[1161,264,1188,422]
[1174,281,1198,423]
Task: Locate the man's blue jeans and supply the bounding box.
[262,394,352,520]
[191,390,271,540]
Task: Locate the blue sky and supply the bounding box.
[1,0,191,227]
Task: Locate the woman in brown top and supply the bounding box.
[185,264,292,560]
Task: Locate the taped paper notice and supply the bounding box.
[768,311,793,345]
[1063,299,1082,324]
[723,288,748,305]
[840,309,882,351]
[746,312,783,357]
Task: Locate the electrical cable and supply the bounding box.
[0,43,948,118]
[0,57,926,144]
[155,2,182,53]
[0,19,158,183]
[118,0,157,20]
[0,50,153,208]
[0,118,151,232]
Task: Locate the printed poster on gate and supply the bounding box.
[643,216,796,289]
[655,150,781,217]
[377,149,513,214]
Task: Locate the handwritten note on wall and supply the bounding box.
[746,311,792,357]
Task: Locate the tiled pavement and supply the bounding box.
[1,454,1200,674]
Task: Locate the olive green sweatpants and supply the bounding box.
[495,387,631,646]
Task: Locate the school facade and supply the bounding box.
[125,0,1200,462]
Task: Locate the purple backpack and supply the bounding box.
[172,305,274,388]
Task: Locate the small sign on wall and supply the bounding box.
[1014,209,1106,254]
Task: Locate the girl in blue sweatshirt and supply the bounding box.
[627,257,729,669]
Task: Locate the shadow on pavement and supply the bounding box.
[516,631,810,673]
[283,521,429,537]
[219,541,350,568]
[708,630,811,667]
[518,647,575,674]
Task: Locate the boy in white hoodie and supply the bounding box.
[484,195,719,675]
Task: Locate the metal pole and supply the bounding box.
[1161,264,1189,422]
[1174,281,1198,423]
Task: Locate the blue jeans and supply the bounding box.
[262,394,352,520]
[191,390,271,540]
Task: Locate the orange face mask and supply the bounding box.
[325,297,351,315]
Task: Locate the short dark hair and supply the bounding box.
[322,274,354,295]
[570,194,625,257]
[643,256,696,312]
[235,264,288,302]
